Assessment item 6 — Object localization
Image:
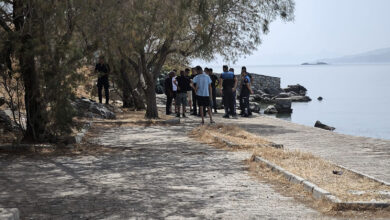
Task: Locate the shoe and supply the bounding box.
[214,110,218,114]
[232,115,238,119]
[191,113,197,116]
[210,120,215,124]
[223,114,229,118]
[182,113,187,118]
[176,113,180,117]
[242,114,249,117]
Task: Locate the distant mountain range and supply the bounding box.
[305,47,390,64]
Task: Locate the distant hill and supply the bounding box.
[310,47,390,64]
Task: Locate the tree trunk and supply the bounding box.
[20,35,47,141]
[132,87,146,110]
[120,60,134,108]
[144,74,158,118]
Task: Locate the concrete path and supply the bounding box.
[0,123,325,219]
[213,114,390,183]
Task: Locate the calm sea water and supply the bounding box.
[217,64,390,140]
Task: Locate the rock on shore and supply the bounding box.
[71,98,116,119]
[314,121,335,131]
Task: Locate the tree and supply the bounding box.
[82,0,295,118]
[0,0,85,141]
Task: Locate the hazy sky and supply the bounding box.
[195,0,390,66]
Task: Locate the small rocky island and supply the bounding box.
[301,62,328,65]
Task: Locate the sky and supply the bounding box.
[194,0,390,66]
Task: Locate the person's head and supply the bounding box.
[173,69,177,73]
[195,66,203,74]
[204,67,209,75]
[229,68,234,73]
[191,67,197,75]
[185,68,190,76]
[241,66,247,74]
[209,68,213,74]
[223,65,228,72]
[180,70,185,76]
[169,71,174,78]
[98,56,105,64]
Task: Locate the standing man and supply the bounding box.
[95,56,110,104]
[190,67,198,116]
[208,68,219,113]
[174,70,191,118]
[240,67,254,117]
[191,66,214,124]
[220,65,237,118]
[165,71,174,115]
[185,68,193,112]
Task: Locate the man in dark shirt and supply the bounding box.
[174,70,191,117]
[240,68,253,117]
[219,65,237,118]
[165,71,174,115]
[95,56,110,104]
[208,68,219,113]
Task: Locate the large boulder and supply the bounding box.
[249,102,260,113]
[284,84,307,96]
[274,98,292,114]
[0,97,5,107]
[314,121,335,131]
[264,105,278,114]
[71,98,116,119]
[289,96,312,102]
[0,110,16,132]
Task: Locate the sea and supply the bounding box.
[213,64,390,140]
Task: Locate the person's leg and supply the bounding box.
[166,95,172,114]
[192,91,197,115]
[233,91,237,115]
[208,103,214,123]
[212,88,217,112]
[187,91,192,111]
[97,84,103,104]
[222,91,229,118]
[104,80,109,104]
[228,92,236,117]
[200,105,204,124]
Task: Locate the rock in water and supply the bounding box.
[71,98,116,119]
[274,98,292,114]
[314,120,335,131]
[317,96,323,101]
[284,84,307,96]
[289,96,312,102]
[249,102,260,113]
[264,105,278,114]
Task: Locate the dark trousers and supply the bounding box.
[166,94,173,114]
[240,95,250,116]
[223,89,236,116]
[211,88,217,111]
[192,90,197,114]
[97,76,109,104]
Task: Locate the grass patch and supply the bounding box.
[190,124,390,204]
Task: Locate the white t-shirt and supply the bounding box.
[172,76,177,92]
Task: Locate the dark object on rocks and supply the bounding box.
[314,120,335,131]
[71,98,116,119]
[289,96,312,102]
[263,88,282,96]
[318,96,323,101]
[284,84,307,96]
[0,110,16,131]
[274,98,292,114]
[264,105,278,114]
[0,97,5,107]
[249,102,260,113]
[333,170,343,175]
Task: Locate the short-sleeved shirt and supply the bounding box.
[176,75,191,93]
[209,74,219,89]
[172,76,177,92]
[220,71,235,90]
[241,75,251,96]
[192,73,212,97]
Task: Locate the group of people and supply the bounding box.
[164,65,254,124]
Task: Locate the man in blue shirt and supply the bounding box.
[219,65,237,118]
[191,66,214,124]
